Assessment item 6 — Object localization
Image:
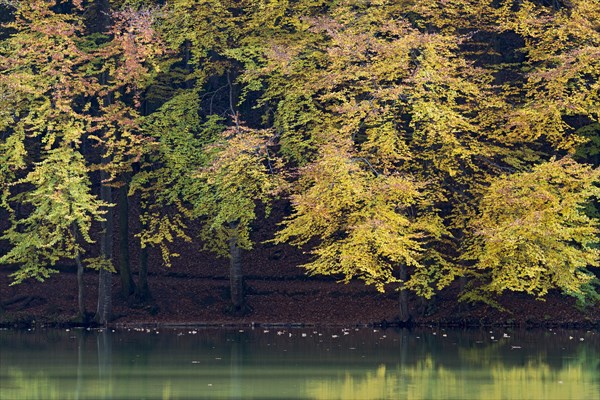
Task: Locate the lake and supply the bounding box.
[0,326,598,399]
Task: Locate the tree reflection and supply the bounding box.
[304,331,600,400]
[96,329,113,399]
[0,329,598,400]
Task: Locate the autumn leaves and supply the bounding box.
[0,0,598,317]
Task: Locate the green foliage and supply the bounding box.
[496,0,600,152]
[2,0,599,315]
[191,121,283,256]
[159,0,238,84]
[84,256,116,273]
[575,123,600,163]
[251,0,492,298]
[130,91,220,265]
[0,131,26,209]
[0,0,159,284]
[562,269,600,310]
[0,147,108,283]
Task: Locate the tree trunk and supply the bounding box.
[96,269,112,323]
[87,0,113,325]
[95,168,113,325]
[72,223,86,321]
[229,225,244,312]
[75,250,85,321]
[135,244,151,301]
[135,199,151,302]
[399,264,410,323]
[118,178,135,297]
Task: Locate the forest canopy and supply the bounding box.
[0,0,598,323]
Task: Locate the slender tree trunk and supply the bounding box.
[85,0,113,325]
[399,264,410,323]
[96,168,113,325]
[118,178,135,297]
[135,199,151,302]
[135,244,151,301]
[75,250,85,321]
[72,223,86,321]
[229,224,244,312]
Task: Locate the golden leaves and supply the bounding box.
[190,123,284,256]
[274,137,449,294]
[464,158,600,297]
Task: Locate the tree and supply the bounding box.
[462,158,600,305]
[0,0,163,323]
[83,1,163,322]
[0,147,110,319]
[130,0,283,313]
[495,0,600,153]
[243,0,491,319]
[0,0,109,320]
[273,140,448,322]
[130,90,209,300]
[190,120,282,313]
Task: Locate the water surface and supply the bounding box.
[1,327,598,399]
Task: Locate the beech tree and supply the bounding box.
[0,0,108,320]
[454,0,600,306]
[273,141,448,322]
[87,2,163,322]
[1,0,598,321]
[247,0,490,319]
[190,121,282,313]
[130,0,284,312]
[462,158,599,304]
[130,91,209,282]
[0,147,110,318]
[0,0,162,322]
[496,0,599,153]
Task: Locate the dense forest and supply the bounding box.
[0,0,598,326]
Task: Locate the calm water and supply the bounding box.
[0,327,598,400]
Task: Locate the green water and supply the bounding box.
[0,327,598,400]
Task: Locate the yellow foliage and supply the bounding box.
[275,139,450,295]
[463,158,600,297]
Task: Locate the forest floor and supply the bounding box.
[1,240,598,329]
[1,203,598,329]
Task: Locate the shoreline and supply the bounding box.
[2,316,598,331]
[2,267,599,332]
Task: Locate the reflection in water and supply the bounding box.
[0,327,598,399]
[75,329,83,400]
[97,329,112,399]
